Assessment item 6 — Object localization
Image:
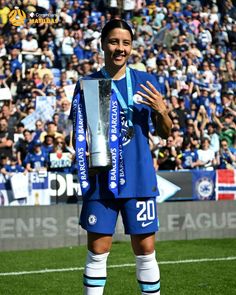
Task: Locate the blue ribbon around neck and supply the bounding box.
[101,67,134,129]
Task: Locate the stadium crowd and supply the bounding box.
[0,0,236,175]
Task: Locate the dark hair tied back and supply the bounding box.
[101,19,134,44]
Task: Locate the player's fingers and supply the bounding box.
[137,90,154,103]
[140,81,163,99]
[140,83,155,98]
[138,99,151,106]
[146,81,162,97]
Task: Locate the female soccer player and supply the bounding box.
[71,19,172,295]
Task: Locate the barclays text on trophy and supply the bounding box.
[80,79,112,171]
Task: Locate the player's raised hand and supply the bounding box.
[137,81,168,115]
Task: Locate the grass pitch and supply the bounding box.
[1,239,236,295]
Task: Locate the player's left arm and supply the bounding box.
[137,79,172,139]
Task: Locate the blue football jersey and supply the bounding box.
[24,151,48,169]
[4,164,25,173]
[155,73,167,95]
[72,68,160,200]
[182,149,198,169]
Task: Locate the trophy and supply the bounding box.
[81,78,112,171]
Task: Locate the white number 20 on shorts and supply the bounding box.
[136,200,155,221]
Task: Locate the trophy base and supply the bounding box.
[88,152,112,172]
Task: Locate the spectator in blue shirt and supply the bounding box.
[217,138,236,169]
[155,61,168,96]
[7,33,22,51]
[180,138,199,169]
[10,48,22,74]
[24,141,48,172]
[1,156,25,176]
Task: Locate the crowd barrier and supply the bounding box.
[0,201,236,251]
[0,170,235,251]
[0,169,235,206]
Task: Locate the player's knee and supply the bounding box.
[131,234,155,255]
[87,233,113,254]
[138,241,155,255]
[134,246,155,256]
[88,240,112,254]
[88,246,111,255]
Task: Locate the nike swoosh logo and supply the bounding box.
[141,221,153,227]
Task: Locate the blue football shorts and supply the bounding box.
[79,197,159,235]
